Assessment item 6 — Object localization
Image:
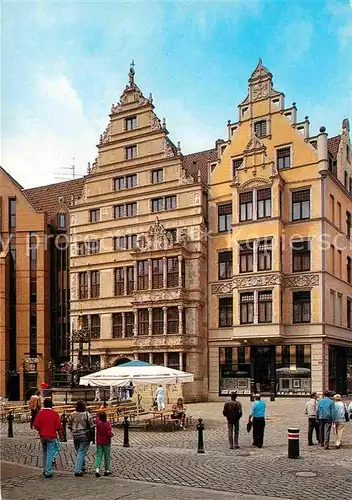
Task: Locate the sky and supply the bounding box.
[1,0,351,188]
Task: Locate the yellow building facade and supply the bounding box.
[208,61,352,399]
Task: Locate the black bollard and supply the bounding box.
[288,428,300,459]
[61,413,67,442]
[250,379,255,401]
[123,416,130,447]
[7,410,14,438]
[196,418,205,453]
[270,382,276,402]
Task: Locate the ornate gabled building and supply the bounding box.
[69,63,216,400]
[208,60,352,399]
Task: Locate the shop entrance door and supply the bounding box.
[253,346,275,394]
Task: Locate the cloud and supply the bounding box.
[325,0,352,50]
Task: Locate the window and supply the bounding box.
[329,195,335,223]
[345,171,348,189]
[258,240,272,271]
[258,291,272,323]
[152,308,163,335]
[88,240,100,254]
[257,188,271,219]
[126,175,137,189]
[166,229,177,243]
[218,251,232,280]
[292,190,310,220]
[115,268,124,296]
[165,196,177,210]
[167,307,179,334]
[152,169,163,183]
[151,198,163,212]
[79,272,88,299]
[125,312,134,337]
[125,116,137,131]
[239,192,253,222]
[58,214,66,228]
[337,250,342,278]
[114,205,124,219]
[337,202,342,228]
[90,209,100,223]
[347,211,351,238]
[138,261,149,290]
[218,203,232,232]
[91,271,100,298]
[331,290,336,324]
[152,259,163,289]
[126,202,137,217]
[112,313,123,338]
[347,257,351,284]
[167,352,179,370]
[292,241,310,272]
[138,309,149,335]
[126,266,134,295]
[239,242,253,273]
[233,158,243,175]
[126,145,137,160]
[9,198,16,228]
[126,234,137,249]
[254,120,267,137]
[78,242,86,256]
[91,314,100,337]
[328,155,337,175]
[240,293,254,324]
[293,291,311,323]
[153,353,164,366]
[167,257,178,287]
[114,236,125,250]
[219,297,233,327]
[114,177,124,191]
[331,245,335,274]
[277,148,291,169]
[347,298,352,329]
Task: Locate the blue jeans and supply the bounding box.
[73,435,90,473]
[41,438,57,476]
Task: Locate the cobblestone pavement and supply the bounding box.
[1,399,352,500]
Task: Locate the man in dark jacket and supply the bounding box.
[223,391,243,449]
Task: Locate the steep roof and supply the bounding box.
[182,148,218,185]
[23,177,86,220]
[0,166,24,191]
[327,136,341,160]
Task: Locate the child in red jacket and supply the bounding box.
[95,411,114,477]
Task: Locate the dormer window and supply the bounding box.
[254,120,267,137]
[58,214,66,229]
[125,116,137,131]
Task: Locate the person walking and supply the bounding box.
[155,385,165,410]
[305,392,319,446]
[33,398,62,478]
[317,390,335,450]
[68,400,94,477]
[223,391,242,449]
[28,390,42,429]
[333,394,347,449]
[249,394,266,448]
[95,411,114,477]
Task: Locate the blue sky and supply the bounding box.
[2,0,351,188]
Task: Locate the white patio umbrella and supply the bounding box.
[79,360,194,388]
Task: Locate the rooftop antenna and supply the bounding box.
[54,158,84,181]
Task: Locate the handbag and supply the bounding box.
[86,412,95,443]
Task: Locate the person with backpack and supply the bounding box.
[95,411,114,477]
[68,400,94,477]
[223,391,243,449]
[28,389,42,429]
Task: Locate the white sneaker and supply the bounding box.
[95,468,100,478]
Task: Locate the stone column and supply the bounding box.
[148,307,153,336]
[178,255,183,287]
[87,270,91,298]
[253,240,258,272]
[179,352,183,371]
[253,290,258,324]
[149,352,153,364]
[122,312,126,338]
[123,267,127,295]
[133,310,138,337]
[163,257,167,288]
[178,306,183,335]
[163,307,168,335]
[148,259,152,289]
[164,352,168,367]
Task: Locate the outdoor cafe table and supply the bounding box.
[150,410,173,429]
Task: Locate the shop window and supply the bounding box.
[240,292,254,324]
[152,308,163,335]
[138,309,149,335]
[219,297,233,327]
[257,188,271,219]
[239,242,253,273]
[258,291,272,323]
[167,257,178,287]
[114,268,124,296]
[292,190,310,221]
[218,251,232,280]
[276,344,311,395]
[258,240,272,271]
[112,313,123,338]
[138,261,149,290]
[219,347,251,396]
[293,291,311,323]
[292,240,310,272]
[218,203,232,232]
[239,192,253,222]
[167,307,179,334]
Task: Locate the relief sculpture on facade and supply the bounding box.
[70,273,77,300]
[284,274,320,288]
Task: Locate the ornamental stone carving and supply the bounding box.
[179,166,194,185]
[284,274,320,288]
[189,192,200,206]
[134,288,187,303]
[133,335,197,349]
[136,217,174,252]
[233,274,283,289]
[211,281,233,295]
[99,123,111,144]
[150,113,162,131]
[70,213,77,225]
[252,81,269,101]
[70,273,77,300]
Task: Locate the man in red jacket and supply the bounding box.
[34,398,62,478]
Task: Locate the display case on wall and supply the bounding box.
[220,377,251,395]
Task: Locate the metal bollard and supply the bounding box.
[288,428,300,459]
[7,410,14,438]
[61,413,68,442]
[270,382,276,402]
[123,416,130,447]
[197,418,205,453]
[250,379,255,401]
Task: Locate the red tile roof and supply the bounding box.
[327,136,341,160]
[182,148,218,185]
[23,177,86,220]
